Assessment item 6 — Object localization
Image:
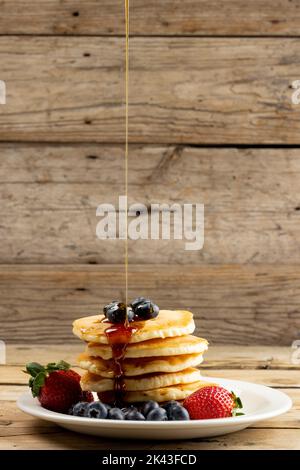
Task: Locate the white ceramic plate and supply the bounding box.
[17,377,292,440]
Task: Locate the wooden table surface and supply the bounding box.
[0,344,299,450]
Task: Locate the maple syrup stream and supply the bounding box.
[101,1,134,406]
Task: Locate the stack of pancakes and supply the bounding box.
[73,310,212,403]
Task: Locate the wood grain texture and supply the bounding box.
[1,144,300,264]
[0,1,299,36]
[1,265,300,345]
[0,37,299,144]
[0,428,299,450]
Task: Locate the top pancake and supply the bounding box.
[73,310,195,344]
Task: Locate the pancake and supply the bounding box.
[73,310,195,344]
[97,380,215,403]
[78,352,204,377]
[80,368,202,392]
[86,335,207,359]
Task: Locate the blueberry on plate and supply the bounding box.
[70,401,89,417]
[146,407,168,421]
[124,409,145,421]
[104,302,127,324]
[167,403,190,421]
[141,400,159,417]
[134,299,159,320]
[86,401,108,419]
[163,400,180,413]
[107,407,125,420]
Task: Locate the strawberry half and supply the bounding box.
[24,360,89,413]
[183,385,244,420]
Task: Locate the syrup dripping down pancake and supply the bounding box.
[80,368,202,392]
[86,334,208,360]
[78,351,204,377]
[73,310,195,344]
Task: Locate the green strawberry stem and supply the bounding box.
[24,360,71,397]
[231,391,244,416]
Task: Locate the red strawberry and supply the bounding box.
[183,386,243,420]
[63,369,81,382]
[24,360,84,413]
[38,370,82,413]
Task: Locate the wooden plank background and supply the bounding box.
[0,37,299,144]
[1,1,300,36]
[1,265,300,345]
[0,1,300,345]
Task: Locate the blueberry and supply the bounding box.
[86,401,108,419]
[103,301,118,316]
[105,302,127,324]
[124,405,139,414]
[124,409,145,421]
[141,400,159,417]
[71,401,89,417]
[163,400,180,413]
[134,300,159,320]
[167,404,190,421]
[146,407,168,421]
[108,407,125,420]
[127,307,135,322]
[130,297,147,309]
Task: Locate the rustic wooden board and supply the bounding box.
[0,265,300,345]
[1,426,300,450]
[0,1,300,36]
[0,37,299,144]
[1,144,300,264]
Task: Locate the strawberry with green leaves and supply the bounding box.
[183,385,244,420]
[24,360,93,413]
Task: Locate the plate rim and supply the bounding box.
[17,376,292,429]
